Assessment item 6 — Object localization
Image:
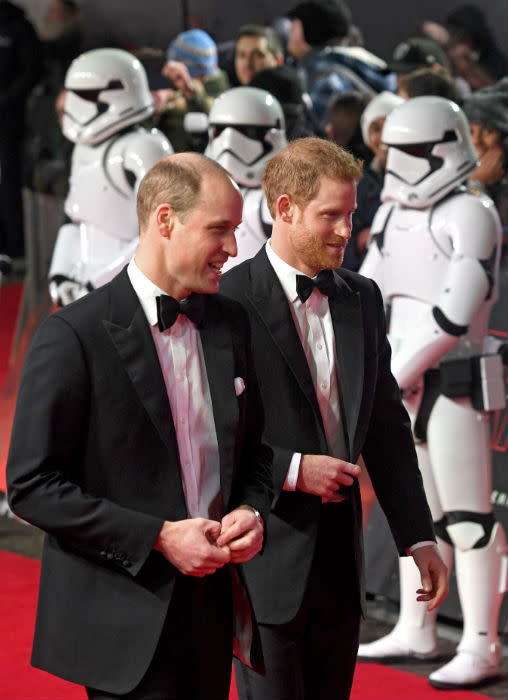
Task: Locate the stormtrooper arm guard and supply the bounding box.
[48,222,91,306]
[393,255,494,391]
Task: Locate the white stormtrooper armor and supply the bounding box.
[205,86,287,188]
[205,87,286,270]
[222,189,273,273]
[49,48,173,306]
[358,96,507,690]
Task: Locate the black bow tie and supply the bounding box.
[156,293,206,331]
[296,270,336,303]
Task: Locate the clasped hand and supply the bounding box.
[298,454,361,502]
[155,506,263,577]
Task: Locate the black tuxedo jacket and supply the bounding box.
[220,247,435,625]
[7,267,272,693]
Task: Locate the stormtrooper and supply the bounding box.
[48,48,173,306]
[358,96,507,689]
[204,86,287,272]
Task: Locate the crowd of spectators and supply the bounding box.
[1,0,507,278]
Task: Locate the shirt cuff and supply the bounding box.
[283,452,301,491]
[406,540,436,555]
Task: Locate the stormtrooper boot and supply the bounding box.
[429,523,507,689]
[358,540,453,662]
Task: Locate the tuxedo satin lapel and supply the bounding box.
[200,303,237,511]
[329,279,364,460]
[103,307,182,463]
[247,251,325,435]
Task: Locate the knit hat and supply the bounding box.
[287,0,352,47]
[386,38,447,74]
[463,77,508,136]
[360,91,404,145]
[167,29,218,78]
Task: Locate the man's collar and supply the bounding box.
[127,259,168,327]
[265,241,317,304]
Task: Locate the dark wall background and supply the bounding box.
[21,0,508,61]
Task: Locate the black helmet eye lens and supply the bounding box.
[73,89,102,103]
[211,125,271,141]
[237,125,270,140]
[71,81,124,104]
[398,144,427,158]
[392,130,458,160]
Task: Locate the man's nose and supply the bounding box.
[223,230,238,257]
[336,221,352,241]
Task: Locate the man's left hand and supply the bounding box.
[216,506,264,563]
[412,544,449,611]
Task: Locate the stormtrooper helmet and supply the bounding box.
[205,87,287,187]
[63,48,154,145]
[381,96,478,208]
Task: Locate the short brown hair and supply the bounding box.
[237,24,283,59]
[136,154,231,231]
[262,137,363,217]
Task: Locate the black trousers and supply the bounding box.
[86,568,233,700]
[234,502,361,700]
[0,133,24,258]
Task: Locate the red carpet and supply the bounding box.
[0,550,493,700]
[0,282,23,393]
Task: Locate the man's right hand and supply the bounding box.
[470,143,505,186]
[154,518,231,577]
[297,454,361,502]
[162,60,195,97]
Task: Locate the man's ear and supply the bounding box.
[155,203,174,238]
[276,194,294,222]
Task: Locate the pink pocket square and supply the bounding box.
[234,377,245,396]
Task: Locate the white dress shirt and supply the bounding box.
[265,242,347,494]
[127,260,222,520]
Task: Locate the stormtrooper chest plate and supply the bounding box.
[65,137,137,241]
[380,206,453,306]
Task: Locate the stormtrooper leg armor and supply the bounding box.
[358,439,454,661]
[359,394,507,688]
[429,516,507,688]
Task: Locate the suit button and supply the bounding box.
[123,560,132,568]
